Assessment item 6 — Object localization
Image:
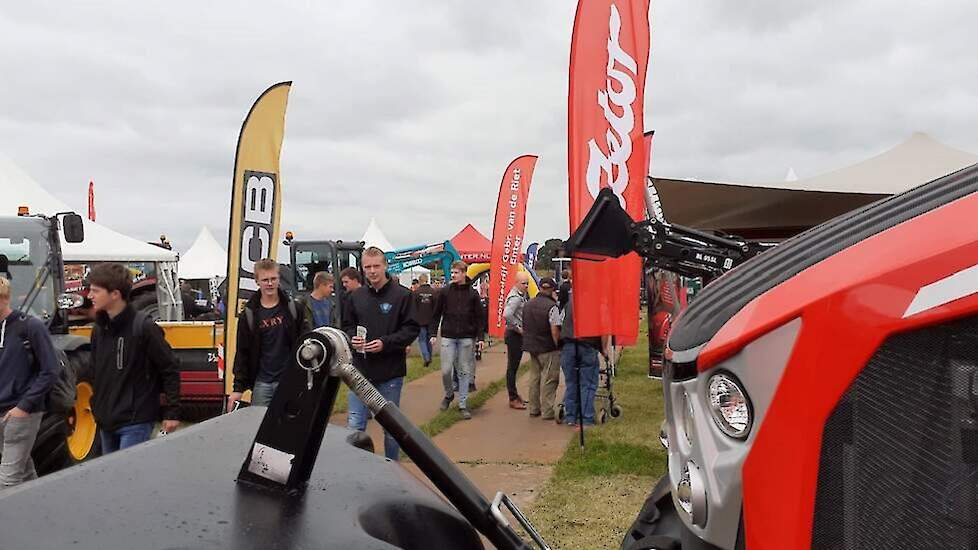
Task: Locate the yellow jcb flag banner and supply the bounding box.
[223,81,291,397]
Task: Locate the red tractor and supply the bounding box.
[572,164,978,549]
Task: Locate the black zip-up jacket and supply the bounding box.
[91,305,181,432]
[342,278,420,383]
[232,289,311,393]
[429,282,485,340]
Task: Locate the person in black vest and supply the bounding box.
[521,277,561,419]
[0,276,58,486]
[88,263,181,453]
[343,247,420,460]
[413,273,436,367]
[228,258,311,411]
[557,286,607,427]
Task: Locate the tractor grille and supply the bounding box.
[812,316,978,549]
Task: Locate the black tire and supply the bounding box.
[31,350,101,476]
[555,403,565,424]
[130,291,160,321]
[610,404,623,418]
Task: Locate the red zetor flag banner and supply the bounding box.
[488,155,538,338]
[87,180,96,221]
[568,0,650,344]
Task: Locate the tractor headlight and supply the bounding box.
[676,460,708,527]
[707,372,752,439]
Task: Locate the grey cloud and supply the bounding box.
[1,1,977,254]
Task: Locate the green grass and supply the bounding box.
[333,355,437,414]
[526,320,668,549]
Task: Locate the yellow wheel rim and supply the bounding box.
[67,382,97,460]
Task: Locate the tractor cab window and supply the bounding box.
[294,243,337,294]
[0,224,55,320]
[336,249,359,273]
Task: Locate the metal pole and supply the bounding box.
[576,342,584,450]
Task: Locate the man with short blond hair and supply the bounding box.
[342,247,419,459]
[306,271,335,328]
[0,276,58,487]
[228,259,311,411]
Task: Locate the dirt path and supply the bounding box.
[330,341,576,519]
[330,343,510,447]
[404,362,575,511]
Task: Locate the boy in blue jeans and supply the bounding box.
[558,294,606,426]
[89,263,181,452]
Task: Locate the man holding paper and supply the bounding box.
[342,247,420,460]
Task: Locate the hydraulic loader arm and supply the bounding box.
[565,187,770,283]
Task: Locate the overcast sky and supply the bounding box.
[2,1,978,253]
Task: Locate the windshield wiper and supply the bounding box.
[20,252,51,316]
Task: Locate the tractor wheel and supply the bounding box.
[610,404,623,418]
[555,403,565,424]
[31,351,101,476]
[130,292,160,321]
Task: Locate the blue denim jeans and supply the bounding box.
[441,338,475,408]
[417,326,432,363]
[251,380,279,407]
[560,342,599,425]
[347,376,404,461]
[100,421,155,454]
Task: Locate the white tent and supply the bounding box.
[737,132,978,194]
[654,132,978,236]
[179,226,227,280]
[360,217,395,251]
[0,155,177,262]
[360,217,430,286]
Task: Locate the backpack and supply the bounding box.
[14,313,76,413]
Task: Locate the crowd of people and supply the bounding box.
[0,250,606,491]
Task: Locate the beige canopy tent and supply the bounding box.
[654,133,978,239]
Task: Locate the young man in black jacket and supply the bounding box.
[0,276,58,487]
[228,258,311,411]
[429,261,485,419]
[88,263,180,453]
[342,247,419,460]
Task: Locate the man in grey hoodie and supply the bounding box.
[502,272,530,409]
[0,276,58,488]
